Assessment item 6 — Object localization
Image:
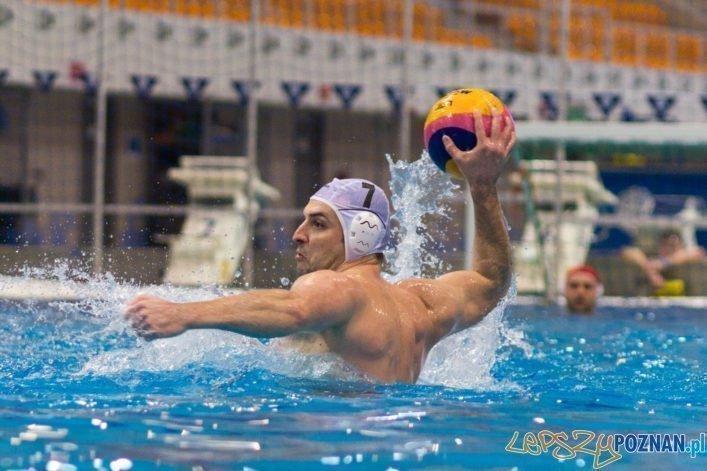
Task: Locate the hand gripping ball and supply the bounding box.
[423,88,514,179]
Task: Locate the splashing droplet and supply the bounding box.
[385,153,529,389]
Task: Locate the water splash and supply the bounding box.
[2,153,530,390]
[7,257,238,306]
[81,329,367,385]
[385,153,531,390]
[384,152,460,282]
[2,259,369,388]
[418,284,530,390]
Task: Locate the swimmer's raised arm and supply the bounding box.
[428,110,515,337]
[125,271,362,340]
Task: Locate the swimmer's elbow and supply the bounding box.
[473,271,511,316]
[475,261,511,300]
[495,268,512,298]
[489,276,511,309]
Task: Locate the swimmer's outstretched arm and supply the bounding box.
[125,272,361,340]
[430,110,515,337]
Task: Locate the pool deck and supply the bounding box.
[0,276,241,302]
[0,277,85,301]
[2,276,707,309]
[515,294,707,309]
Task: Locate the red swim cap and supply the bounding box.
[566,264,601,283]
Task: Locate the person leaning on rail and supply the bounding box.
[621,229,705,296]
[125,111,516,384]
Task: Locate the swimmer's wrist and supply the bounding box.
[469,183,499,199]
[178,303,200,329]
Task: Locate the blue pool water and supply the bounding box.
[1,287,705,470]
[2,158,705,469]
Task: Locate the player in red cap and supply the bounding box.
[564,265,601,314]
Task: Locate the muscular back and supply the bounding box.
[284,267,450,383]
[282,254,500,383]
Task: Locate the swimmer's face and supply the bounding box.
[564,272,599,314]
[292,200,345,275]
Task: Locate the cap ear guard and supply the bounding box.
[347,211,386,259]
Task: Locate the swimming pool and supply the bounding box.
[1,283,704,470]
[2,158,705,469]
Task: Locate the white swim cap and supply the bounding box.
[310,178,390,262]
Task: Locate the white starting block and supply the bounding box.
[163,156,280,286]
[514,159,617,294]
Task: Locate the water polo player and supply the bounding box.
[125,110,516,383]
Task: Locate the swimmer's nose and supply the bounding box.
[292,222,307,244]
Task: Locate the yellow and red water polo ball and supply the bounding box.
[423,88,514,179]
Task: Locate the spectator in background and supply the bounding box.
[621,230,705,295]
[564,265,601,314]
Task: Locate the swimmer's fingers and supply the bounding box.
[124,302,140,319]
[503,121,517,157]
[129,315,161,341]
[124,294,165,322]
[471,109,487,141]
[125,293,156,310]
[123,304,142,330]
[126,310,151,337]
[124,294,147,318]
[138,330,159,341]
[442,134,462,158]
[476,109,514,159]
[483,112,515,163]
[124,294,161,340]
[489,108,501,140]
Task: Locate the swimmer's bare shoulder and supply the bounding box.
[273,269,372,353]
[396,271,494,345]
[287,269,368,328]
[396,278,457,344]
